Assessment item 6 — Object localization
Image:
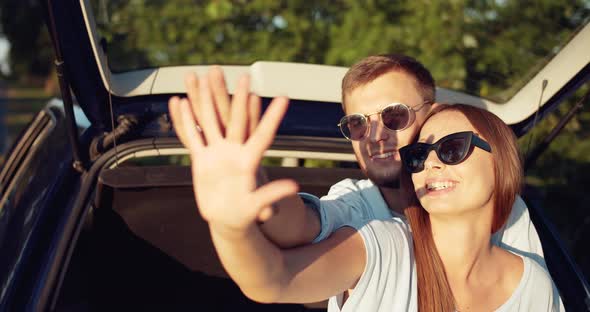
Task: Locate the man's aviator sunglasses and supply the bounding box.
[399,131,492,173]
[338,101,431,141]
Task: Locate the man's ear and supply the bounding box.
[430,102,441,110]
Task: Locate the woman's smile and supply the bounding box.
[420,178,459,197]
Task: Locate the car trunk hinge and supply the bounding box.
[89,115,139,162]
[47,0,86,173]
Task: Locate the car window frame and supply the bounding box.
[0,111,53,201]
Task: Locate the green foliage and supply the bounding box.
[0,0,53,82]
[2,0,589,99]
[260,157,283,167]
[521,84,590,179]
[89,0,589,102]
[92,0,341,71]
[519,84,590,275]
[303,159,337,168]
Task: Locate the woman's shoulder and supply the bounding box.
[521,256,562,310]
[524,257,557,292]
[498,255,561,311]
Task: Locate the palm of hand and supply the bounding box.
[192,141,260,231]
[168,71,297,236]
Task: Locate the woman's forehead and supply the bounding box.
[418,111,475,142]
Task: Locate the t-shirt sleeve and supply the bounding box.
[356,219,413,281]
[337,220,415,311]
[492,195,546,270]
[300,179,375,243]
[523,259,564,312]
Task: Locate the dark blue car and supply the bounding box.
[0,1,589,311]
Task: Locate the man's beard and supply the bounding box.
[364,168,401,189]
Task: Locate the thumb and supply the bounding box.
[252,179,298,221]
[257,206,275,223]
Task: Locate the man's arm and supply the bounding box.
[258,193,321,248]
[211,222,364,303]
[168,70,364,303]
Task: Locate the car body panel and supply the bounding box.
[0,104,78,310]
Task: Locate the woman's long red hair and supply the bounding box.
[401,104,523,311]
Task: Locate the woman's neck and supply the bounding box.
[430,208,495,283]
[430,207,525,312]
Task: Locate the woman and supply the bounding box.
[397,103,525,311]
[168,75,561,311]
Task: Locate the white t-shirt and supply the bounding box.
[325,219,562,312]
[299,178,546,269]
[299,178,564,309]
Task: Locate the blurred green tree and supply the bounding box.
[0,0,54,86]
[90,0,588,103]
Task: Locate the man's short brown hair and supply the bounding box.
[341,54,435,108]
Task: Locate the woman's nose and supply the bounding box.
[424,150,445,171]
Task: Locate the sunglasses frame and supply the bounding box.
[399,131,492,173]
[337,101,431,141]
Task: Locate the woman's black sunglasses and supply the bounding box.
[399,131,492,173]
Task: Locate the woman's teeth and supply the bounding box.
[426,181,456,191]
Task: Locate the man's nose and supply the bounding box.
[367,115,389,142]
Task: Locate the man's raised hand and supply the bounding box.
[168,68,298,234]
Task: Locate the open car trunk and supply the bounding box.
[55,163,365,311]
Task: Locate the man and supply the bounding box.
[173,53,545,274]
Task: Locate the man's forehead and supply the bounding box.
[343,71,423,113]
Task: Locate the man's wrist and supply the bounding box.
[210,222,259,241]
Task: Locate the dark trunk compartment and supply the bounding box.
[55,165,364,311]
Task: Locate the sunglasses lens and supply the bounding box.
[340,115,367,140]
[439,137,469,164]
[381,105,410,131]
[402,144,430,173]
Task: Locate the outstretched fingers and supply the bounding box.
[184,73,202,124]
[196,76,223,144]
[246,96,289,157]
[178,98,204,153]
[226,74,250,143]
[247,93,261,138]
[169,96,190,148]
[208,66,231,131]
